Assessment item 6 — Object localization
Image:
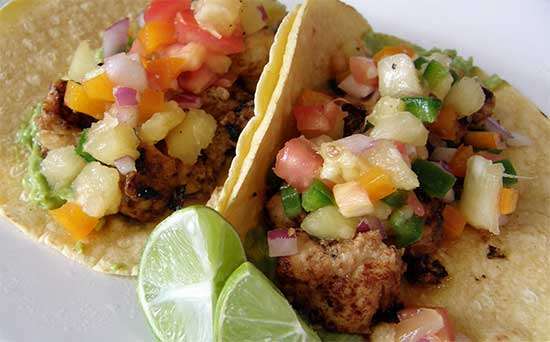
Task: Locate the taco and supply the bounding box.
[0,0,293,275]
[229,0,550,340]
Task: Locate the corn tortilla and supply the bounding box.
[230,0,550,339]
[0,0,293,275]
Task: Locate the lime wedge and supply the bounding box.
[137,206,246,341]
[214,262,320,341]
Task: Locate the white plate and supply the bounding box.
[1,0,548,341]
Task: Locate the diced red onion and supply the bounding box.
[428,133,446,148]
[115,105,138,127]
[105,53,148,91]
[506,131,533,147]
[499,215,509,226]
[434,161,452,173]
[336,134,376,155]
[137,11,145,28]
[443,188,455,203]
[357,217,386,238]
[257,5,268,21]
[407,193,426,217]
[430,147,457,163]
[338,74,375,98]
[267,229,298,257]
[396,308,445,342]
[114,156,136,175]
[171,93,203,109]
[114,87,138,106]
[484,117,513,140]
[103,18,130,58]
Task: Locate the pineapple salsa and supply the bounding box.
[18,0,285,240]
[264,36,530,336]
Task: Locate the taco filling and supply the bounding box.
[18,0,285,237]
[263,38,529,336]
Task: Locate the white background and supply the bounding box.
[0,0,548,341]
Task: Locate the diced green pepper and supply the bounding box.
[423,60,450,90]
[75,129,96,162]
[483,74,504,91]
[495,159,517,187]
[414,56,429,70]
[301,179,334,212]
[280,185,301,218]
[382,190,409,208]
[389,207,424,247]
[402,96,442,123]
[450,55,474,78]
[412,159,456,198]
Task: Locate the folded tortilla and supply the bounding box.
[0,0,296,276]
[226,0,550,339]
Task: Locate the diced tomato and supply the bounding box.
[476,150,505,162]
[499,188,518,215]
[273,137,323,192]
[298,90,333,106]
[82,73,115,102]
[145,57,190,89]
[448,145,474,177]
[396,307,455,342]
[50,202,99,240]
[138,21,177,55]
[349,56,377,85]
[138,88,165,122]
[293,100,345,139]
[428,105,459,141]
[178,65,217,94]
[358,166,396,202]
[407,192,425,217]
[64,81,109,119]
[373,45,416,64]
[144,0,191,23]
[442,205,466,240]
[174,11,244,55]
[464,131,502,149]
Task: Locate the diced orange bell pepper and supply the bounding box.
[138,21,176,54]
[464,131,502,149]
[442,205,466,240]
[299,90,333,106]
[145,57,190,89]
[82,73,115,102]
[50,202,99,240]
[499,188,518,215]
[358,166,396,201]
[138,88,165,122]
[64,81,109,119]
[428,105,459,141]
[373,44,416,64]
[448,145,474,177]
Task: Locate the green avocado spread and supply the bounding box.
[18,105,66,210]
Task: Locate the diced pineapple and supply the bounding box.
[240,0,267,35]
[193,0,242,37]
[445,77,486,116]
[205,54,232,74]
[369,111,428,146]
[301,205,360,240]
[318,141,369,183]
[362,140,419,190]
[72,162,122,218]
[41,146,86,192]
[84,115,140,165]
[372,201,392,220]
[333,181,373,218]
[166,109,217,165]
[459,156,503,234]
[367,96,403,126]
[378,53,423,97]
[67,41,98,83]
[139,101,186,144]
